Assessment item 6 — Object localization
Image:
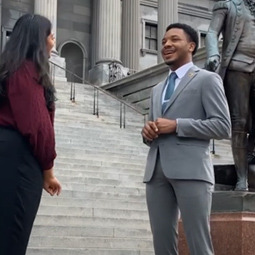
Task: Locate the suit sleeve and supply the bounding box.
[206,1,229,58]
[8,65,56,170]
[176,72,231,140]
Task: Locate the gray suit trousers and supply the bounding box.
[146,156,214,255]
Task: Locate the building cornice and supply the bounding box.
[179,3,212,20]
[140,0,157,8]
[140,1,212,20]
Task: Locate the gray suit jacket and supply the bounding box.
[143,66,231,184]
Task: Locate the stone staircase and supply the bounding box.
[27,80,233,255]
[27,81,154,255]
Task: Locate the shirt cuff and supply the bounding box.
[176,119,179,133]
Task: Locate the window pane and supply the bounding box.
[150,39,157,50]
[145,25,151,37]
[150,26,157,39]
[145,38,150,49]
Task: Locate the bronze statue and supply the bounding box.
[206,0,255,191]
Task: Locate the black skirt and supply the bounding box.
[0,126,43,255]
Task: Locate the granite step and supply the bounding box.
[27,247,154,255]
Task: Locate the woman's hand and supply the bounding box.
[43,168,62,196]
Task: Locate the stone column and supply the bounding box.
[91,0,99,69]
[157,0,178,63]
[34,0,66,81]
[121,0,140,73]
[89,0,122,85]
[34,0,57,37]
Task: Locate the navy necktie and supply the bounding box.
[162,72,177,112]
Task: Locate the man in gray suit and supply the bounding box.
[142,23,231,255]
[206,0,255,191]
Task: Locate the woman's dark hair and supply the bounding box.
[166,23,199,55]
[0,13,56,110]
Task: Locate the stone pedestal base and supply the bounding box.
[89,61,129,86]
[50,50,67,82]
[89,63,110,86]
[210,212,255,255]
[178,191,255,255]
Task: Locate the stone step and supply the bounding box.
[60,183,145,196]
[58,177,142,188]
[54,129,144,138]
[55,134,145,143]
[54,113,144,123]
[55,123,143,133]
[27,247,154,255]
[33,215,150,229]
[55,88,116,101]
[30,225,152,239]
[54,115,143,128]
[54,165,145,175]
[55,106,139,118]
[54,163,144,175]
[54,158,145,169]
[54,125,143,136]
[56,171,144,184]
[55,138,146,148]
[55,104,144,117]
[55,98,140,112]
[55,110,144,126]
[37,205,149,220]
[55,144,145,152]
[55,153,146,165]
[55,107,143,119]
[57,127,143,135]
[55,145,147,155]
[28,236,153,250]
[56,145,148,156]
[54,188,145,202]
[40,197,147,211]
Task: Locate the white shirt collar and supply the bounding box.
[169,62,194,79]
[162,62,194,104]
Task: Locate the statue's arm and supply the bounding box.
[206,2,229,71]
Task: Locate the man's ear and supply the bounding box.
[189,42,196,54]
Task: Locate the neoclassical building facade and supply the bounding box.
[0,0,215,84]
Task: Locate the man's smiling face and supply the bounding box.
[161,28,195,71]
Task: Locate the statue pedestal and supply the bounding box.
[178,191,255,255]
[214,164,255,191]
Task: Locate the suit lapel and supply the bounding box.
[162,66,200,114]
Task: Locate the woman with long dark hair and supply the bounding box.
[0,14,61,255]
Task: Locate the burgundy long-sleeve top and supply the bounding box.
[0,60,56,170]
